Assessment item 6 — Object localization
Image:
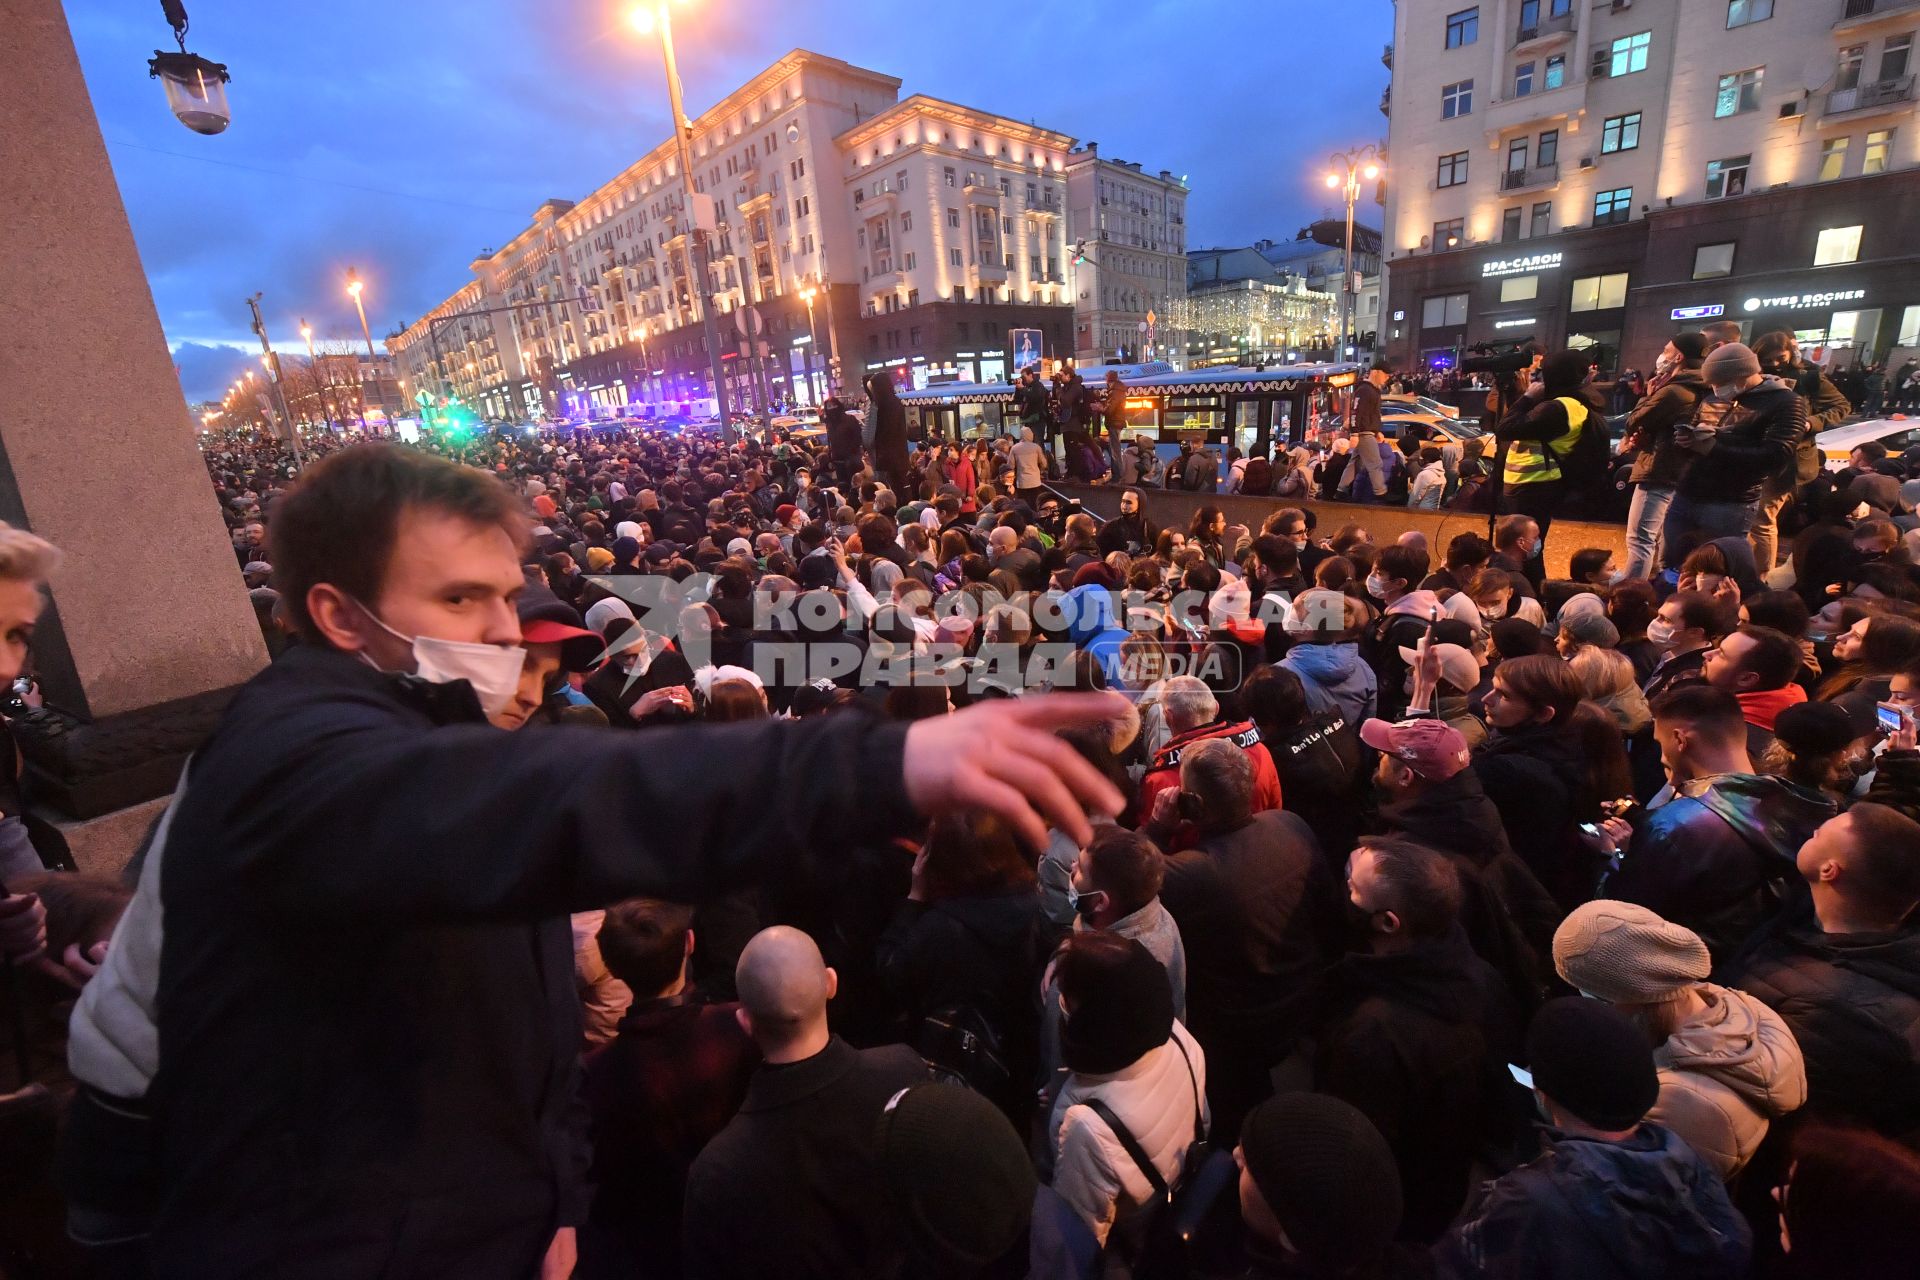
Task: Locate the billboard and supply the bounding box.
[1007,328,1043,375]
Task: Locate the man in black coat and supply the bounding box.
[683,927,932,1279]
[1724,803,1920,1136]
[1663,342,1806,554]
[1319,837,1519,1243]
[1150,736,1342,1141]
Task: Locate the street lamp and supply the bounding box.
[799,283,821,405]
[147,1,230,135]
[627,0,736,440]
[344,268,378,359]
[1323,145,1382,363]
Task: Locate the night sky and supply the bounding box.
[66,0,1391,403]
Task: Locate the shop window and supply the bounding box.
[1570,273,1628,312]
[1813,225,1863,266]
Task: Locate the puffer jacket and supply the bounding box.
[1648,983,1807,1180]
[1625,366,1708,488]
[1050,1022,1209,1246]
[1723,923,1920,1138]
[1606,773,1836,964]
[1434,1123,1750,1280]
[1280,641,1378,730]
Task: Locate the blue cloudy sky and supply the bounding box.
[67,0,1390,402]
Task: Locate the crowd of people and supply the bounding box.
[0,341,1916,1280]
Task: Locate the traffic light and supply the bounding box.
[1073,239,1088,267]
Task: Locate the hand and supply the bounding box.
[0,893,47,968]
[34,940,108,992]
[1577,815,1635,858]
[1143,786,1181,838]
[902,693,1128,850]
[630,686,692,720]
[1408,635,1441,712]
[1891,710,1918,754]
[907,845,931,903]
[540,1227,576,1280]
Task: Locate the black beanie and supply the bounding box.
[1773,701,1857,758]
[875,1083,1036,1272]
[1527,997,1659,1130]
[1672,332,1708,362]
[1059,938,1176,1075]
[1240,1094,1402,1270]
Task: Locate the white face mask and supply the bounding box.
[1646,619,1677,648]
[358,602,526,718]
[1366,573,1391,599]
[1713,382,1744,400]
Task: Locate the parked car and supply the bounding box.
[1816,417,1920,470]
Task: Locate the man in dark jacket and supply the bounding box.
[1724,803,1920,1136]
[1155,736,1341,1141]
[823,395,863,493]
[1750,330,1852,573]
[868,371,911,493]
[684,927,932,1279]
[1094,487,1156,557]
[1319,837,1519,1242]
[1434,999,1751,1279]
[1662,342,1806,555]
[60,444,1124,1278]
[1621,334,1709,579]
[1604,686,1835,964]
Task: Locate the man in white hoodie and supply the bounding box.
[1553,899,1806,1179]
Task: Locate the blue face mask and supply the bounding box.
[1064,883,1106,922]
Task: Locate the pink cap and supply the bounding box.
[1358,717,1473,781]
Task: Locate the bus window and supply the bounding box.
[958,402,1002,439]
[1119,395,1159,439]
[1166,394,1224,440]
[1233,399,1261,458]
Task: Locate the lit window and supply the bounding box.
[1693,242,1736,279]
[1609,32,1651,77]
[1593,186,1633,225]
[1434,218,1465,249]
[1714,67,1764,118]
[1814,225,1863,266]
[1501,275,1539,303]
[1864,129,1895,175]
[1545,53,1566,89]
[1705,155,1751,200]
[1819,137,1850,182]
[1727,0,1772,27]
[1570,273,1629,312]
[1601,112,1642,153]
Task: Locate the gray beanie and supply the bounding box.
[1703,342,1761,385]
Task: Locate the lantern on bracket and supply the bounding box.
[147,0,230,136]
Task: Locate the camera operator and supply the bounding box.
[1347,359,1392,504]
[1493,350,1604,580]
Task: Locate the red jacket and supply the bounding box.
[1138,719,1285,833]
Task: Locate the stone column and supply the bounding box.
[0,0,268,869]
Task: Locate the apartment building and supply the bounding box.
[1064,143,1189,364]
[1382,0,1920,374]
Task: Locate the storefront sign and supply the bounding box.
[1742,289,1866,312]
[1493,317,1537,330]
[1671,304,1725,321]
[1481,251,1563,279]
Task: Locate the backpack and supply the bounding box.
[1551,395,1612,492]
[1182,452,1215,492]
[1082,1036,1236,1279]
[1240,457,1273,496]
[916,1003,1012,1102]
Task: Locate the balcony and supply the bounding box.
[1482,75,1586,137]
[962,179,1001,203]
[1382,43,1393,69]
[1512,9,1575,51]
[1837,0,1920,32]
[1822,74,1916,118]
[1499,162,1561,193]
[1023,194,1061,217]
[969,260,1009,287]
[1380,86,1391,117]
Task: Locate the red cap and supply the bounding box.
[519,619,603,672]
[1358,717,1472,781]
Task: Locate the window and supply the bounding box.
[1538,129,1559,168]
[1837,45,1865,93]
[1531,201,1553,237]
[904,252,917,270]
[1502,207,1524,241]
[1865,129,1895,174]
[1545,53,1566,89]
[1715,67,1764,118]
[1501,275,1539,303]
[1442,79,1474,118]
[1507,138,1530,172]
[1446,7,1478,48]
[1422,293,1469,328]
[789,158,805,180]
[1593,186,1633,225]
[949,248,963,267]
[909,327,921,347]
[1601,112,1642,154]
[1571,273,1629,311]
[999,177,1011,196]
[1727,0,1772,27]
[943,166,956,187]
[1437,151,1470,187]
[945,208,960,228]
[1610,32,1651,77]
[1434,218,1465,248]
[1901,305,1920,347]
[1694,242,1736,278]
[1814,225,1864,266]
[1514,61,1535,97]
[1883,34,1912,83]
[1705,155,1751,200]
[1819,137,1850,181]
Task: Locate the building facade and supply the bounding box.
[1064,143,1189,364]
[1382,0,1920,375]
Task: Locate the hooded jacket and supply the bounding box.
[1725,923,1920,1137]
[1676,383,1806,505]
[1063,583,1129,683]
[1281,641,1379,730]
[1434,1123,1751,1280]
[1606,773,1836,964]
[1646,983,1806,1180]
[1365,591,1442,722]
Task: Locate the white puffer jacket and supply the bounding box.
[1651,983,1808,1179]
[1049,1022,1209,1246]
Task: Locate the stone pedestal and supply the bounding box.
[0,0,268,868]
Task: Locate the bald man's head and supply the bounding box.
[734,926,837,1057]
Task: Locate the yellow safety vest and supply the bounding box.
[1504,396,1589,486]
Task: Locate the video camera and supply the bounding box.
[1460,338,1539,376]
